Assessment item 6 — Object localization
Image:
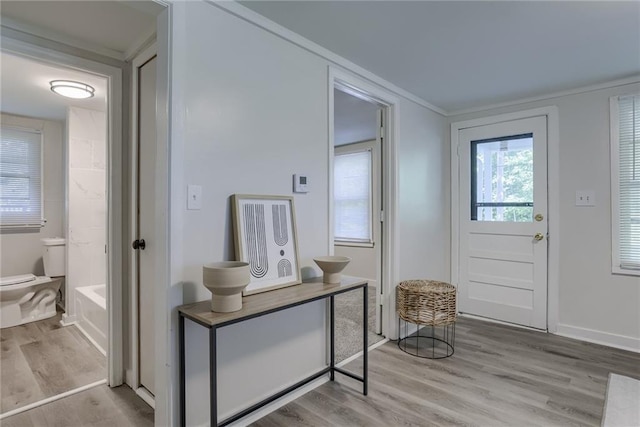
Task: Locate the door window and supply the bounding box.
[470,133,534,222]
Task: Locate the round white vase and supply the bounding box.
[202,261,250,313]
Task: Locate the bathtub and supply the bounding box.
[75,284,107,355]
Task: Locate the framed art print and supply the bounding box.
[231,194,302,295]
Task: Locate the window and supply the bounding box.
[0,126,43,228]
[334,149,372,244]
[611,95,640,274]
[470,134,534,222]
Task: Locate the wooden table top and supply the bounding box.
[178,276,368,328]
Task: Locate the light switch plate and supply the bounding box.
[187,185,202,210]
[575,190,595,207]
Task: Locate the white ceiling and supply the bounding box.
[0,1,163,59]
[1,52,108,121]
[240,1,640,113]
[0,0,164,121]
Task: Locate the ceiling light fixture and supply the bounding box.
[49,80,95,99]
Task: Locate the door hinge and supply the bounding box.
[379,210,384,222]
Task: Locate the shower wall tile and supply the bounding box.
[69,138,92,168]
[68,108,106,141]
[69,169,106,200]
[92,139,106,170]
[67,107,107,320]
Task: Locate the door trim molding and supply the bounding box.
[1,33,125,386]
[329,66,400,340]
[451,106,560,332]
[127,42,158,398]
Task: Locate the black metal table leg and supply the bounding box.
[330,295,335,381]
[179,314,185,427]
[363,284,368,395]
[210,327,217,427]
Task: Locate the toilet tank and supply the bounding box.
[42,237,66,277]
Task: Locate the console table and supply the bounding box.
[178,276,368,427]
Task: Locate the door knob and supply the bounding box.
[132,239,146,250]
[534,233,544,241]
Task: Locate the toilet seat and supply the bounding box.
[1,274,37,286]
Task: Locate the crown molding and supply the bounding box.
[449,75,640,117]
[1,16,124,61]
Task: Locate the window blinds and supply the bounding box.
[616,95,640,270]
[334,150,372,242]
[0,127,43,228]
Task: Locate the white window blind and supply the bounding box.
[0,126,43,228]
[334,150,372,243]
[612,95,640,273]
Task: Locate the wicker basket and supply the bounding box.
[396,280,457,327]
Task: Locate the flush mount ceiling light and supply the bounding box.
[49,80,95,99]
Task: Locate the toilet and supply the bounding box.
[0,237,66,329]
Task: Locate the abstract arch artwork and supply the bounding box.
[233,195,301,295]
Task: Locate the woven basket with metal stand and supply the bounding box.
[396,280,457,359]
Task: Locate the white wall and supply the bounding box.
[65,106,106,322]
[450,82,640,349]
[169,2,448,425]
[0,113,64,277]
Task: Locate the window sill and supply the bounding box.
[612,266,640,277]
[334,241,374,249]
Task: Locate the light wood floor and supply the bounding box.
[253,317,640,426]
[0,310,106,413]
[1,384,153,427]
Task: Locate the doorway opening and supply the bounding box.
[332,88,385,361]
[0,46,111,420]
[329,67,401,358]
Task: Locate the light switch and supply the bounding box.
[575,190,595,207]
[187,185,202,210]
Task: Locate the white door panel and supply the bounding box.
[138,55,157,395]
[459,115,548,329]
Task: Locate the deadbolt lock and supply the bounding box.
[534,233,544,241]
[535,214,544,222]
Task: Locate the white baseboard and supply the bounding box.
[217,376,329,427]
[135,386,155,409]
[212,340,388,427]
[60,313,77,326]
[555,324,640,353]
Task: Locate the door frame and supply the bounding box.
[451,106,560,332]
[127,42,158,408]
[1,34,125,386]
[328,67,400,340]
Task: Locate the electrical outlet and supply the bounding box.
[575,190,595,207]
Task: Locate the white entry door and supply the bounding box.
[458,116,548,329]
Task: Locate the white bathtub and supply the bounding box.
[75,284,107,355]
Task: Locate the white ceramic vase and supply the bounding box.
[202,261,250,313]
[313,256,351,284]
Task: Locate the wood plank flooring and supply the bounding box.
[0,311,106,413]
[0,384,153,427]
[253,317,640,426]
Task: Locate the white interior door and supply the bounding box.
[138,55,157,395]
[458,116,548,329]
